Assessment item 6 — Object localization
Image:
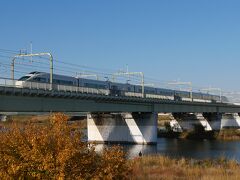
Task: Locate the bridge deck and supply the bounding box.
[0,85,240,113]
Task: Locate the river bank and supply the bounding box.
[129,155,240,179]
[158,120,240,141]
[158,128,240,140]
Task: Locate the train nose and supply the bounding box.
[15,81,23,87]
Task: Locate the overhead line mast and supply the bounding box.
[168,81,193,100]
[11,52,53,89]
[112,71,144,97]
[76,72,99,80]
[200,87,222,102]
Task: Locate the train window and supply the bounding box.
[52,79,73,85]
[64,81,73,85]
[18,76,31,81]
[112,85,118,90]
[40,78,46,82]
[32,77,40,82]
[84,83,98,88]
[98,85,106,89]
[159,91,168,95]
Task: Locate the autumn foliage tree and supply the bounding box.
[0,113,130,179]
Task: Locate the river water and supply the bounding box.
[95,138,240,161]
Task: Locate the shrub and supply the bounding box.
[0,113,130,179]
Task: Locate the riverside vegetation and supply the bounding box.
[0,113,240,179]
[157,113,240,140]
[130,156,240,180]
[0,113,130,179]
[158,121,240,140]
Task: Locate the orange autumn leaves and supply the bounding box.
[0,113,130,179]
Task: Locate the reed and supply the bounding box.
[130,155,240,180]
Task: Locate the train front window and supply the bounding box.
[32,77,46,83]
[18,76,30,81]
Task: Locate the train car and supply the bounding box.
[16,72,228,103]
[155,88,174,100]
[16,71,78,88]
[79,78,108,89]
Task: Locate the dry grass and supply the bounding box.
[217,129,240,140]
[0,114,50,128]
[0,114,88,133]
[130,155,240,180]
[8,114,49,123]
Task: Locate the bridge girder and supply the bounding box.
[1,93,240,113]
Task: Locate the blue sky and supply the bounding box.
[1,0,240,91]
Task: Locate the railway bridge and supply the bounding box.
[1,78,240,144]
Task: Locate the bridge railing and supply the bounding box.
[145,94,174,100]
[0,78,16,87]
[124,92,142,98]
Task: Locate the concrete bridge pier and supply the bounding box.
[220,113,240,129]
[0,114,7,122]
[203,113,240,130]
[203,113,222,130]
[172,113,212,131]
[87,112,157,144]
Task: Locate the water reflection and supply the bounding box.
[95,138,240,162]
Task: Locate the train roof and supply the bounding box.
[29,71,42,74]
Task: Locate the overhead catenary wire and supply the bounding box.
[0,48,229,94]
[5,58,142,83]
[0,51,156,82]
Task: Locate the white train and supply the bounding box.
[16,71,228,103]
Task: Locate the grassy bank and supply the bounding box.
[130,155,240,180]
[217,129,240,140]
[0,114,87,130]
[158,129,240,141]
[158,123,240,140]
